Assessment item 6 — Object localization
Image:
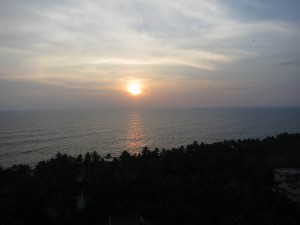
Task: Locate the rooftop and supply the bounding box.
[275,168,300,175]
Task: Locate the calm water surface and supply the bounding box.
[0,108,300,167]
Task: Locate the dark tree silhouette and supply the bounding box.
[1,133,300,224]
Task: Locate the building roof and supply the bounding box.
[275,168,300,175]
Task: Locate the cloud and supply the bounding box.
[0,1,297,72]
[0,0,300,108]
[278,59,300,67]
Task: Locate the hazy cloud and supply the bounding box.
[0,0,300,108]
[278,59,300,67]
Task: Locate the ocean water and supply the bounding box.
[0,108,300,167]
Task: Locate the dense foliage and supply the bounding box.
[1,133,300,225]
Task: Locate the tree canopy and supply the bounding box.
[1,133,300,225]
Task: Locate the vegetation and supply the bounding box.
[1,133,300,225]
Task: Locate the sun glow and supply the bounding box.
[127,83,142,95]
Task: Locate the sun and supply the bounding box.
[127,83,142,95]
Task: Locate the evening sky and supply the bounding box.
[0,0,300,110]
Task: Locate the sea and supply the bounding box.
[0,108,300,168]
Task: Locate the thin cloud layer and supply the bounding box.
[0,0,299,109]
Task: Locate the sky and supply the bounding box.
[0,0,300,110]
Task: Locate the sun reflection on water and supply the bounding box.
[125,111,145,154]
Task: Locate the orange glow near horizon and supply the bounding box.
[127,82,142,96]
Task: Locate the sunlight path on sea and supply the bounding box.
[125,111,145,155]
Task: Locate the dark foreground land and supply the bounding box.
[1,133,300,225]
